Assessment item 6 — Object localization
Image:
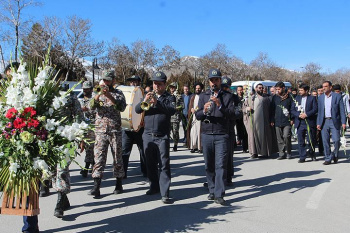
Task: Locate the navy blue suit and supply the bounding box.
[317,92,346,162]
[291,95,318,160]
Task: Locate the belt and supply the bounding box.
[150,133,165,137]
[325,117,332,120]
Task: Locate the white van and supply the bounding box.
[231,80,292,95]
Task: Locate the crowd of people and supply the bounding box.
[2,63,350,233]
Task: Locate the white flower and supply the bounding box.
[340,136,347,148]
[45,119,58,131]
[52,97,61,110]
[297,106,303,112]
[78,121,89,130]
[17,62,27,73]
[23,87,37,106]
[9,162,20,175]
[282,108,289,116]
[48,108,54,116]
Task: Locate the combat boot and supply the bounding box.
[113,178,123,194]
[39,180,50,197]
[173,144,178,152]
[62,193,70,210]
[88,178,101,197]
[54,192,64,218]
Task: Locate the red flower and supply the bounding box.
[27,119,39,128]
[13,118,26,129]
[5,108,18,119]
[22,107,37,118]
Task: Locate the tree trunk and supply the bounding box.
[15,24,19,61]
[0,45,5,70]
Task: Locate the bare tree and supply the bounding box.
[61,15,104,80]
[107,38,134,83]
[201,43,231,74]
[130,39,158,73]
[301,62,322,88]
[0,0,41,61]
[157,44,181,71]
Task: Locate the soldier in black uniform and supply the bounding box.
[221,76,241,185]
[135,71,176,204]
[195,69,235,205]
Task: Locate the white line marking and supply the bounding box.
[306,180,332,209]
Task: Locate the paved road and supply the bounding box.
[1,129,350,233]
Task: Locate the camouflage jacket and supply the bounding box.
[171,92,184,123]
[79,93,96,124]
[61,93,84,123]
[91,88,126,133]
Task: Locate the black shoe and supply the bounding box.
[190,149,197,153]
[214,197,226,205]
[198,150,202,153]
[323,161,331,165]
[203,182,208,188]
[173,145,177,152]
[298,159,305,163]
[287,154,292,159]
[39,180,50,197]
[146,189,160,195]
[54,192,65,218]
[207,193,215,200]
[226,179,234,187]
[88,178,101,197]
[80,169,88,178]
[113,178,123,194]
[333,157,338,164]
[277,156,286,160]
[161,196,172,204]
[251,154,258,159]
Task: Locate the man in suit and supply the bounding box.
[181,84,193,145]
[291,84,318,163]
[317,81,347,165]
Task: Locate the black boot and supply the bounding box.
[113,178,123,194]
[122,156,129,179]
[80,162,90,178]
[54,192,64,218]
[62,193,70,210]
[88,178,101,197]
[39,180,50,197]
[173,144,178,152]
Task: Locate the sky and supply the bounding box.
[8,0,350,72]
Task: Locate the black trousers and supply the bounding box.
[122,128,147,177]
[202,133,228,198]
[236,118,248,151]
[226,131,235,181]
[143,133,171,197]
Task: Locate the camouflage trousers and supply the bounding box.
[84,129,95,163]
[170,122,180,145]
[52,162,71,194]
[92,131,124,179]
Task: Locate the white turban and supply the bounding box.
[253,82,263,90]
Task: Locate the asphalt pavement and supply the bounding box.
[1,129,350,233]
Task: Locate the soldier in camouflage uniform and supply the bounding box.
[168,82,184,151]
[79,81,96,177]
[53,88,84,218]
[88,70,127,197]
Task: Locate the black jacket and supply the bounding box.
[270,94,293,127]
[195,89,236,134]
[135,91,176,136]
